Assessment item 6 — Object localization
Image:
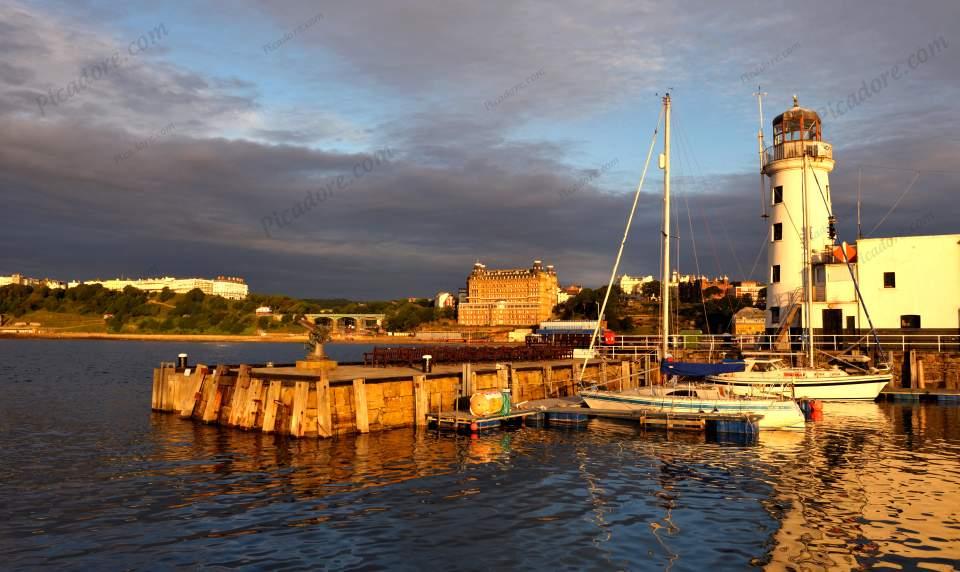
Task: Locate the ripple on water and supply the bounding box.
[2,340,960,569]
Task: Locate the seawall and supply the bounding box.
[151,358,653,438]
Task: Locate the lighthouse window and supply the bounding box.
[773,186,783,204]
[772,223,783,241]
[883,272,896,288]
[771,265,781,283]
[900,315,920,328]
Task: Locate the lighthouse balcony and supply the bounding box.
[765,140,833,163]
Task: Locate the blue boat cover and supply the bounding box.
[660,360,746,377]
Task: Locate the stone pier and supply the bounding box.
[151,358,651,438]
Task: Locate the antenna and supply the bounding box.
[754,86,768,218]
[857,166,863,239]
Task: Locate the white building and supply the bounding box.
[763,97,958,336]
[619,274,655,295]
[211,276,249,299]
[434,291,455,308]
[0,273,38,287]
[82,275,249,299]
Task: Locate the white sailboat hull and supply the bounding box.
[707,372,891,401]
[579,388,806,430]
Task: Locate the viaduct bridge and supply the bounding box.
[303,313,385,331]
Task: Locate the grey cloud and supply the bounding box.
[1,0,958,298]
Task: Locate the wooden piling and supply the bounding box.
[261,380,283,433]
[508,364,519,403]
[227,366,252,426]
[180,365,208,418]
[290,381,310,437]
[240,378,264,429]
[316,374,333,438]
[200,366,227,423]
[414,375,428,428]
[151,368,161,410]
[496,364,508,389]
[353,378,370,433]
[621,361,631,391]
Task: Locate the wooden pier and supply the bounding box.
[151,357,653,438]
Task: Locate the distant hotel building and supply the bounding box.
[0,274,64,288]
[619,274,654,295]
[457,260,559,326]
[733,280,764,302]
[79,275,249,300]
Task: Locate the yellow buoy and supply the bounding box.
[469,391,504,417]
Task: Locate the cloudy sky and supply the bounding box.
[2,0,958,298]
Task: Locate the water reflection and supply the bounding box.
[3,340,960,570]
[761,402,960,571]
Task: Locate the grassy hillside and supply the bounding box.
[0,284,454,335]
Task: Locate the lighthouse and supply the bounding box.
[764,96,835,333]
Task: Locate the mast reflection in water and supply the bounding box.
[1,340,958,570]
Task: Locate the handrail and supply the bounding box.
[600,332,959,353]
[765,140,833,162]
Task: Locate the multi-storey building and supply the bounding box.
[733,280,764,302]
[457,260,559,326]
[83,276,249,299]
[619,274,655,296]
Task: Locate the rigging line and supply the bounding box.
[670,121,711,335]
[668,123,763,340]
[867,171,921,237]
[808,166,888,365]
[673,115,748,280]
[746,237,766,282]
[579,105,664,385]
[853,163,960,177]
[672,122,750,339]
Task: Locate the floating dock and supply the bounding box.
[427,398,761,435]
[880,388,960,403]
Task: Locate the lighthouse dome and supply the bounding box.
[772,96,823,143]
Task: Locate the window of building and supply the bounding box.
[771,265,781,283]
[772,223,783,241]
[846,316,856,333]
[883,272,896,288]
[773,186,783,204]
[900,315,921,329]
[770,306,780,323]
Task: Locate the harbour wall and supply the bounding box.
[151,358,653,438]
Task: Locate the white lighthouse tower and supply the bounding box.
[764,96,836,334]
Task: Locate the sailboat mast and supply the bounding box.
[754,87,768,218]
[801,154,815,366]
[660,94,671,359]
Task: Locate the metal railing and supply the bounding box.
[599,333,960,356]
[765,140,833,163]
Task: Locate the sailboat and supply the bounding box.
[579,94,806,430]
[707,96,892,400]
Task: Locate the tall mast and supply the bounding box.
[754,87,768,218]
[857,167,863,239]
[801,154,815,366]
[660,93,672,359]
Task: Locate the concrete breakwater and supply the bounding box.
[151,358,653,438]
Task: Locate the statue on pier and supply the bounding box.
[297,317,338,371]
